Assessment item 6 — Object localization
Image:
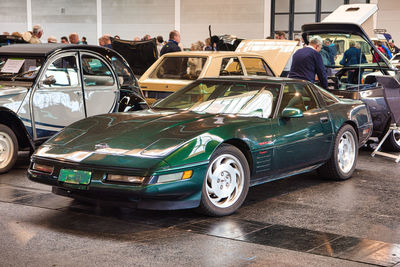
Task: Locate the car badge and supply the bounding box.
[95,143,109,150]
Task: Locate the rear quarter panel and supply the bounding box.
[327,101,372,145]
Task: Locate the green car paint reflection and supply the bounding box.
[28,77,373,216]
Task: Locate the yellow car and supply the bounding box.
[138,40,298,103]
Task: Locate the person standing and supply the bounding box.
[288,35,328,89]
[160,30,181,56]
[22,25,43,44]
[389,39,399,55]
[69,33,82,44]
[274,31,286,40]
[61,36,69,44]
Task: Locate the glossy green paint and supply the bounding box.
[281,108,303,118]
[29,78,373,210]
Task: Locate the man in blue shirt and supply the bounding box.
[160,30,181,56]
[289,35,328,89]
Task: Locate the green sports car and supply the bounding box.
[28,77,372,216]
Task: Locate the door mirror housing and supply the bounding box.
[281,107,303,118]
[41,75,56,86]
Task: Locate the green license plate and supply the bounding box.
[58,169,92,185]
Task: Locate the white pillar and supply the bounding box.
[96,0,102,39]
[264,0,271,38]
[26,0,32,31]
[175,0,180,32]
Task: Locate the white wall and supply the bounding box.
[180,0,265,48]
[0,0,27,34]
[0,0,271,47]
[32,0,97,44]
[102,0,175,42]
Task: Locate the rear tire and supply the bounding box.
[197,144,250,216]
[0,124,18,174]
[317,124,358,181]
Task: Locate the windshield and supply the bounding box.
[0,56,43,80]
[153,81,281,118]
[149,56,207,80]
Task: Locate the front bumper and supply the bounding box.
[27,157,208,210]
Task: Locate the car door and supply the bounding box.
[274,83,334,172]
[80,53,118,117]
[32,52,85,139]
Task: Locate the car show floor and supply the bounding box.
[1,150,400,266]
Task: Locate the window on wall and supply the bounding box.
[271,0,370,40]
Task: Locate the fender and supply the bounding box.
[0,107,35,150]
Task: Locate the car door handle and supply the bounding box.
[320,116,329,123]
[75,91,81,96]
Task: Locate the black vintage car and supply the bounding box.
[301,23,400,151]
[0,44,147,173]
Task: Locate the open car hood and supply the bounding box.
[111,38,158,76]
[301,22,393,69]
[235,39,299,76]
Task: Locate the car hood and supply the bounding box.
[0,85,29,112]
[235,39,299,76]
[111,38,158,76]
[35,109,251,170]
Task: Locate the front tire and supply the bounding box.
[318,124,358,181]
[0,124,18,174]
[197,144,250,216]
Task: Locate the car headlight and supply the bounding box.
[106,174,145,184]
[157,170,193,183]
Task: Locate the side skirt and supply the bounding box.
[249,163,324,187]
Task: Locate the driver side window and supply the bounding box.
[41,56,79,88]
[279,83,318,114]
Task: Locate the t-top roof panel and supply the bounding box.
[322,4,378,26]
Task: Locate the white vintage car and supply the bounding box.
[0,44,147,173]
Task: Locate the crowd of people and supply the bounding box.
[3,25,400,89]
[2,24,218,56]
[272,30,400,88]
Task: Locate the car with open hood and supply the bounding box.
[28,76,372,216]
[301,22,400,151]
[0,43,147,173]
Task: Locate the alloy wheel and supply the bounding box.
[205,154,244,208]
[337,131,356,174]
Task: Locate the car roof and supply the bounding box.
[198,76,307,84]
[0,43,115,57]
[161,51,264,58]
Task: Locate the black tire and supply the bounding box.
[382,128,400,152]
[317,124,358,181]
[197,144,250,216]
[0,124,18,174]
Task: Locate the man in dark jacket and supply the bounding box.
[289,35,328,89]
[160,30,181,56]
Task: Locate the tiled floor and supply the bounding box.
[1,150,400,266]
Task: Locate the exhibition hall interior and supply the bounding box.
[1,0,400,266]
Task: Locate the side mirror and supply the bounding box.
[42,75,56,86]
[281,107,303,118]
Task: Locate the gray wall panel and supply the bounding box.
[0,0,27,34]
[181,0,264,47]
[102,0,174,42]
[32,0,97,44]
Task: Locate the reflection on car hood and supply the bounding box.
[36,109,253,166]
[0,86,28,112]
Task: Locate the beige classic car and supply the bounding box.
[138,40,298,103]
